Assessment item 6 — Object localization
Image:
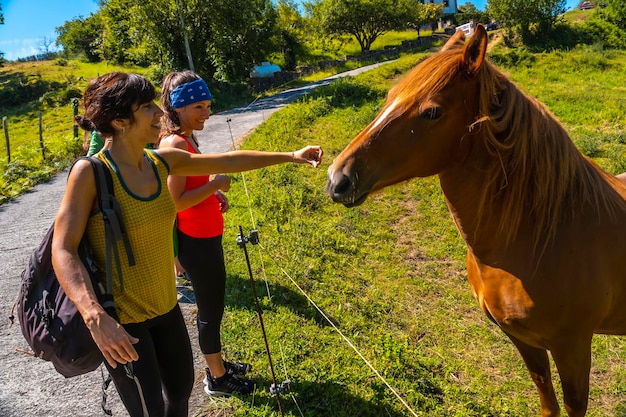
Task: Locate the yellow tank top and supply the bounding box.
[86,150,177,324]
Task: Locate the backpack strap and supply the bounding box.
[87,157,135,294]
[68,157,135,319]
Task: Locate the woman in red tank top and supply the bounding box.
[158,71,255,397]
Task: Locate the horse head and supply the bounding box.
[326,26,489,207]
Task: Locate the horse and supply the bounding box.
[326,25,626,417]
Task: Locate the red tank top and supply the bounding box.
[176,136,224,238]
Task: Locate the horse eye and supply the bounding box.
[422,107,442,121]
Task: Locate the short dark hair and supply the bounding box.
[82,72,156,137]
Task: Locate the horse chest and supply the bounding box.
[470,273,531,320]
[466,256,547,332]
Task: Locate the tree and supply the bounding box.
[275,0,307,70]
[314,0,413,53]
[202,0,278,81]
[458,2,479,13]
[98,0,138,64]
[456,1,489,27]
[406,2,443,36]
[56,14,104,62]
[38,37,56,54]
[487,0,566,38]
[120,0,278,82]
[582,0,626,48]
[127,0,191,73]
[54,0,286,82]
[602,0,626,29]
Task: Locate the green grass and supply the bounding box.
[210,49,626,416]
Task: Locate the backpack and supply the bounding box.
[12,156,135,378]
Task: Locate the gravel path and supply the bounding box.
[0,62,391,417]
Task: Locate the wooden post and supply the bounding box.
[72,98,79,139]
[39,112,46,160]
[2,116,9,163]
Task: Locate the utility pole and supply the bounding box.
[174,0,195,71]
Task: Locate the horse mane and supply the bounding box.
[390,40,626,253]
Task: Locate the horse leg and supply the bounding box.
[549,341,592,417]
[506,333,561,417]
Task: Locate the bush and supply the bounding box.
[581,17,626,48]
[489,48,537,67]
[309,78,385,108]
[144,64,168,86]
[0,75,56,111]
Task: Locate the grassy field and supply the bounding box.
[211,46,626,417]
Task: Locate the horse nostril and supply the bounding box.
[326,164,356,202]
[333,174,352,196]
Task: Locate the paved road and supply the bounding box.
[0,62,391,417]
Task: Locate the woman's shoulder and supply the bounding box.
[159,133,188,150]
[65,158,99,195]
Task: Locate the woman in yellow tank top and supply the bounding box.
[51,72,322,417]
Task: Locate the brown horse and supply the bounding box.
[326,25,626,417]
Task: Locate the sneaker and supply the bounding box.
[202,361,252,385]
[224,360,252,376]
[204,372,256,397]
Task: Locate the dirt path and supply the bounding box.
[0,62,391,417]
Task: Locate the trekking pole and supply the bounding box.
[236,226,289,416]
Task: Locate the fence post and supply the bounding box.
[39,112,46,160]
[72,98,79,139]
[2,116,9,163]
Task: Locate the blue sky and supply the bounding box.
[0,0,100,60]
[0,0,582,61]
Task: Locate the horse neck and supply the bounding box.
[436,111,546,261]
[437,153,513,259]
[436,78,569,258]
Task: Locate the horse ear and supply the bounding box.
[462,24,488,75]
[442,29,466,51]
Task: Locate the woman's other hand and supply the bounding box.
[216,190,229,213]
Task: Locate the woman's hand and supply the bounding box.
[212,174,231,192]
[293,146,323,168]
[86,310,139,368]
[216,190,229,213]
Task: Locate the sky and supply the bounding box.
[0,0,100,61]
[0,0,583,62]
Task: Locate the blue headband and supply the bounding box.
[169,79,212,109]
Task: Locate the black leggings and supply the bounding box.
[177,231,226,354]
[106,305,194,417]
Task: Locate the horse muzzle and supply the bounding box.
[326,163,370,208]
